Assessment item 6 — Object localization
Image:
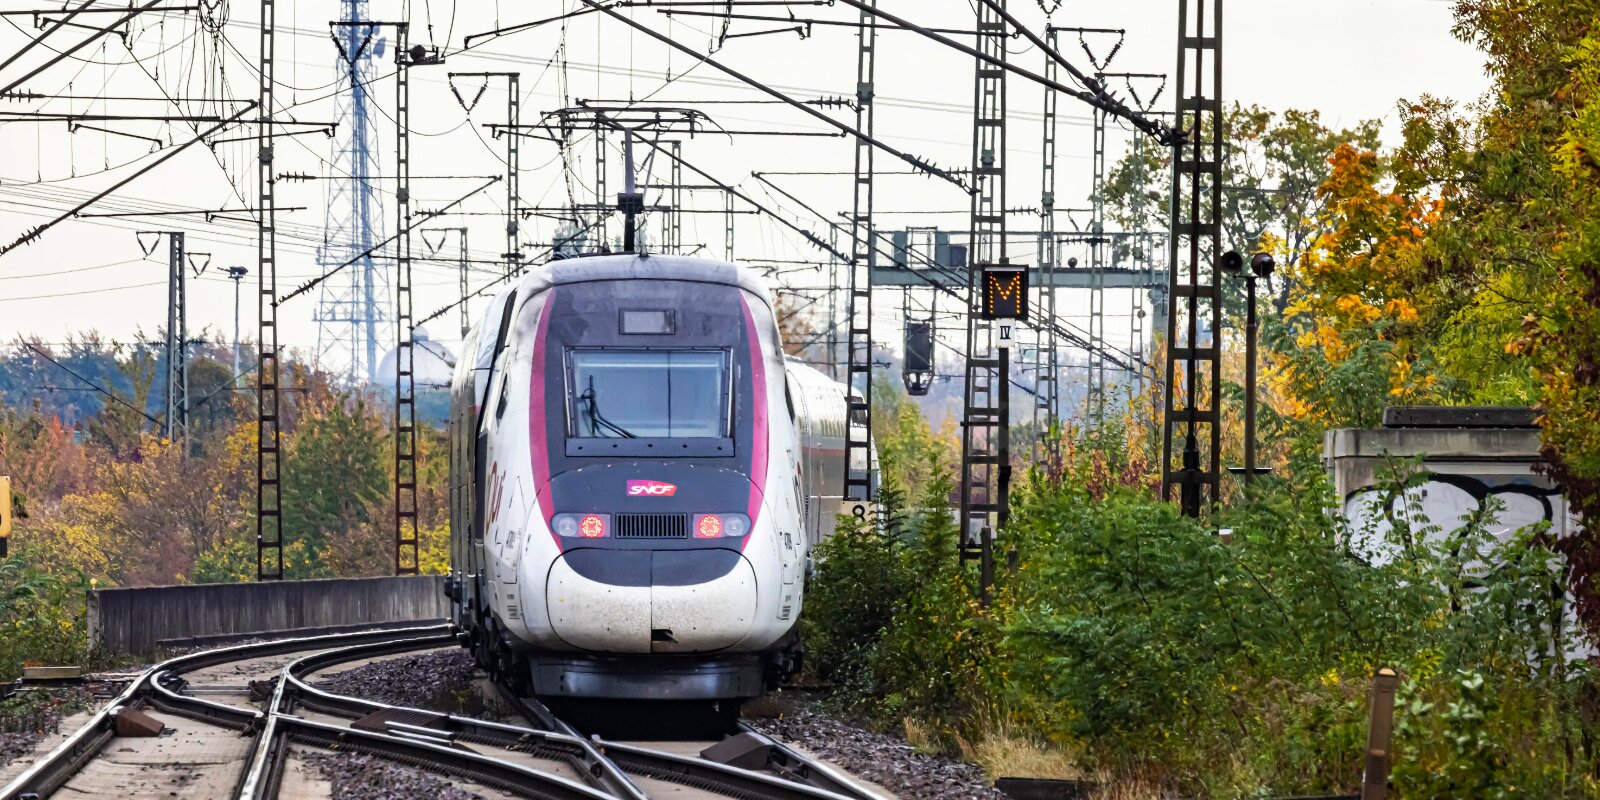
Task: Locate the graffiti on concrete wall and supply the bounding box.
[1343,472,1590,659]
[1344,473,1576,563]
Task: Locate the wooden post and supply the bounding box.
[1362,667,1400,800]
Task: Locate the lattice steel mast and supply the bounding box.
[842,0,877,509]
[1113,72,1167,402]
[667,140,683,252]
[161,232,187,449]
[317,0,390,384]
[1034,28,1060,465]
[1161,0,1224,516]
[393,22,419,576]
[1088,99,1108,425]
[958,0,1009,600]
[257,0,284,581]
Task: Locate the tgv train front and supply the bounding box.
[451,254,806,707]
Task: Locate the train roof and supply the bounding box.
[514,254,773,306]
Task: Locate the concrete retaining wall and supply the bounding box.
[1324,416,1580,540]
[88,575,450,657]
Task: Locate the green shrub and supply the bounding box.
[0,548,87,679]
[804,425,1600,797]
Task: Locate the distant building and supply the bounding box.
[376,328,456,390]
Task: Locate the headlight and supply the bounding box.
[552,513,609,538]
[693,513,751,538]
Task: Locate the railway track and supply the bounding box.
[0,627,890,800]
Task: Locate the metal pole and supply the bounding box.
[724,189,735,261]
[1162,0,1224,518]
[257,0,285,581]
[228,266,247,384]
[842,0,877,508]
[959,0,1009,601]
[506,73,521,275]
[1036,28,1060,467]
[668,140,683,253]
[1243,272,1257,484]
[1088,103,1108,426]
[459,229,472,339]
[394,23,420,577]
[163,232,188,450]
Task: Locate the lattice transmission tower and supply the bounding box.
[316,0,390,384]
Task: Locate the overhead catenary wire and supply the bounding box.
[20,341,162,426]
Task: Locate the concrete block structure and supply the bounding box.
[1325,406,1581,542]
[87,575,450,657]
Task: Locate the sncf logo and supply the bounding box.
[627,480,678,497]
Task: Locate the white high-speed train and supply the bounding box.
[446,253,870,711]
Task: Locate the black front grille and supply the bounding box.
[614,513,688,539]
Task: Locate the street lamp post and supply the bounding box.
[226,266,248,386]
[1222,251,1275,484]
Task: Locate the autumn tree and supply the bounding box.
[1104,104,1380,285]
[282,385,389,579]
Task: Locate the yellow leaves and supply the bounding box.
[1385,298,1420,324]
[1335,294,1382,323]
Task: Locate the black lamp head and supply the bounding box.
[1251,252,1276,278]
[1219,250,1244,275]
[1067,256,1079,268]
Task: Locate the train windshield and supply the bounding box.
[568,349,730,439]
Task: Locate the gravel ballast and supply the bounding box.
[750,708,1010,800]
[0,689,93,768]
[313,648,480,712]
[310,647,1007,799]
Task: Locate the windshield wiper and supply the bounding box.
[580,376,638,438]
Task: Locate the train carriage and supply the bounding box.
[447,254,868,709]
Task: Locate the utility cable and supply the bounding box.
[21,341,162,425]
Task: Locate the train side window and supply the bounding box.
[493,290,519,355]
[784,382,795,422]
[475,289,519,371]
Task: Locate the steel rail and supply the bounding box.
[596,740,863,800]
[0,625,450,800]
[275,635,648,800]
[734,723,880,800]
[9,624,883,800]
[501,692,868,800]
[237,633,626,799]
[274,717,611,800]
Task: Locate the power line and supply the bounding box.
[20,341,162,426]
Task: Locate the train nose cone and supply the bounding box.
[545,549,757,654]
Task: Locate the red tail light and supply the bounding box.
[579,514,608,538]
[696,514,724,538]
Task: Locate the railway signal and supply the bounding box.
[981,266,1030,321]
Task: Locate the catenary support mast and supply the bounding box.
[1161,0,1224,516]
[163,232,187,450]
[1035,27,1060,466]
[257,0,284,581]
[394,23,420,576]
[842,0,877,510]
[958,0,1010,602]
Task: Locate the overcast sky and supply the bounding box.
[0,0,1488,376]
